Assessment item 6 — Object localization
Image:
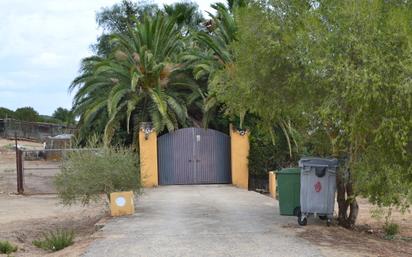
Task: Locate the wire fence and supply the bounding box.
[0,118,77,142]
[17,148,98,194]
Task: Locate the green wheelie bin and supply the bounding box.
[276,168,301,216]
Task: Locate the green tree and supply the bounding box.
[304,0,412,227]
[184,0,246,129]
[0,107,14,119]
[93,0,160,57]
[207,1,305,156]
[72,1,211,145]
[14,107,39,122]
[71,14,200,145]
[223,0,412,228]
[163,2,204,35]
[52,107,76,125]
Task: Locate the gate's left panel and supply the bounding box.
[158,128,195,185]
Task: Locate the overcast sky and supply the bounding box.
[0,0,217,116]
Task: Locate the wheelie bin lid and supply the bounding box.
[298,157,338,168]
[276,168,301,174]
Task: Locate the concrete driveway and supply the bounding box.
[83,185,324,257]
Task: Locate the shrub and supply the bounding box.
[54,146,141,205]
[32,229,74,251]
[0,240,17,254]
[248,123,294,177]
[383,222,400,238]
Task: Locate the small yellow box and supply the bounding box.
[110,191,135,217]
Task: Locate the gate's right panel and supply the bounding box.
[194,128,231,184]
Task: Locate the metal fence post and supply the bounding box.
[15,133,24,194]
[16,150,24,194]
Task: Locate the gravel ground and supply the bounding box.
[83,185,346,257]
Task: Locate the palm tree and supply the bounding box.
[183,1,240,128]
[184,0,298,156]
[71,14,199,145]
[163,2,204,36]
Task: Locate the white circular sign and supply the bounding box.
[115,196,126,207]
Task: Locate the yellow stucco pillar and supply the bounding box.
[269,171,277,199]
[139,123,158,187]
[230,124,249,189]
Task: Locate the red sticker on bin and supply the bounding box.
[314,181,322,192]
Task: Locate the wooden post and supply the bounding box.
[15,132,24,194]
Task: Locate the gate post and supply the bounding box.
[230,124,249,189]
[139,123,158,187]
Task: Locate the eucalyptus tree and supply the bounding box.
[304,0,412,227]
[71,14,200,145]
[222,0,412,228]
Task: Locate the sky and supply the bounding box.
[0,0,217,116]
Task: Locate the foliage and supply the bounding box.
[247,116,296,176]
[0,240,17,254]
[0,107,14,119]
[184,1,241,128]
[32,229,74,251]
[93,0,160,56]
[72,11,206,145]
[383,222,400,238]
[0,106,75,125]
[54,145,140,205]
[68,0,411,230]
[204,1,304,157]
[52,107,75,125]
[302,0,412,227]
[163,1,204,35]
[13,107,39,122]
[38,115,61,124]
[218,0,412,228]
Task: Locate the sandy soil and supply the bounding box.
[1,139,108,256]
[289,198,412,257]
[1,138,411,256]
[0,138,44,150]
[0,194,108,257]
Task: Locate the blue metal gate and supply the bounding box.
[158,128,231,185]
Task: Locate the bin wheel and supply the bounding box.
[326,219,331,226]
[319,215,327,220]
[298,215,307,226]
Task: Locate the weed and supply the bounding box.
[383,222,399,239]
[0,240,17,254]
[55,145,141,206]
[32,229,74,251]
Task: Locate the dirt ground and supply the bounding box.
[288,198,412,257]
[1,139,108,256]
[1,138,411,256]
[0,194,107,257]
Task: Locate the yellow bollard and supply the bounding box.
[110,191,135,217]
[269,171,277,199]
